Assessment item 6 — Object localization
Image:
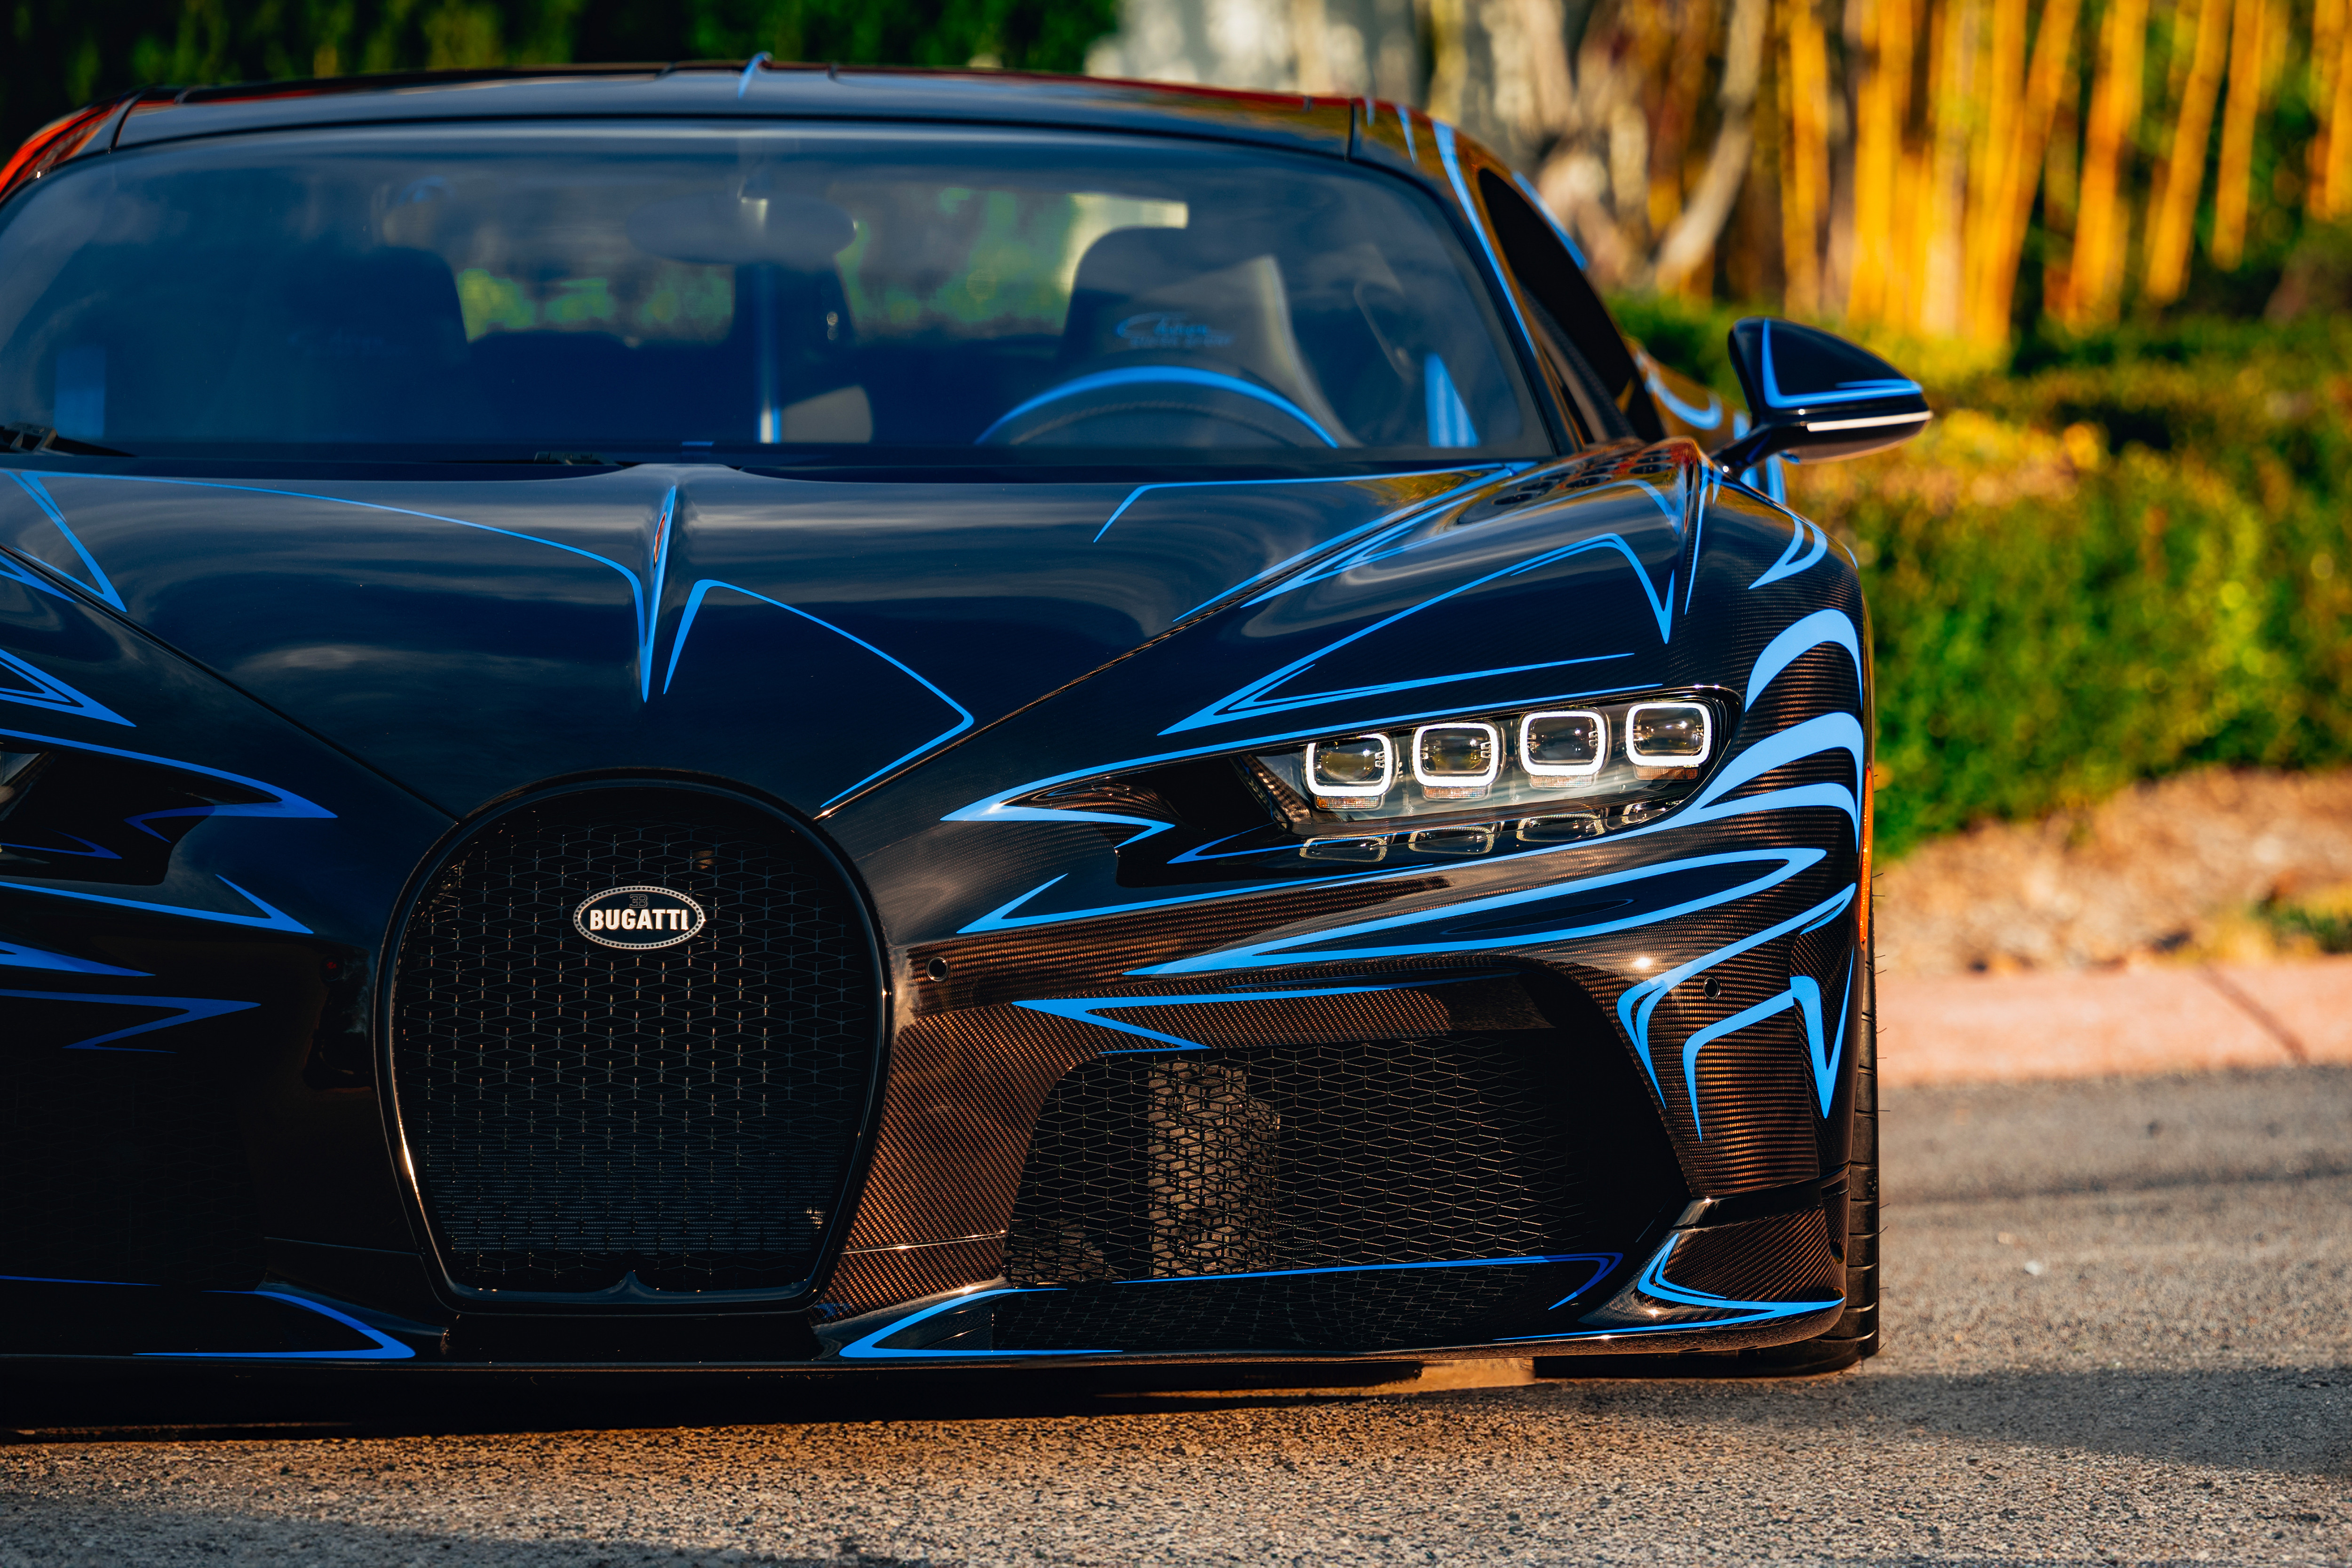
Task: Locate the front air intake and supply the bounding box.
[389,786,880,1300]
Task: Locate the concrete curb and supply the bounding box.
[1879,953,2352,1085]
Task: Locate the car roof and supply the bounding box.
[95,63,1364,161]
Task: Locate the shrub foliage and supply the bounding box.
[1621,301,2352,859]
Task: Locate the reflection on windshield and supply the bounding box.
[0,124,1545,466]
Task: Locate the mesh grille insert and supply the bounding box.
[390,788,877,1297]
[1002,1033,1596,1287]
[996,1031,1628,1352]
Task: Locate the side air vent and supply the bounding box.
[389,786,880,1301]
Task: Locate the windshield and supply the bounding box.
[0,122,1548,468]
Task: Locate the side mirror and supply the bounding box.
[1712,317,1930,471]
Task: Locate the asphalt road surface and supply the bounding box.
[4,1065,2347,1567]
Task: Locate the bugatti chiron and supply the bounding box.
[0,63,1926,1378]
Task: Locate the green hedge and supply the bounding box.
[1615,299,2352,859]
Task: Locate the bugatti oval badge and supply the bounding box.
[573,885,706,950]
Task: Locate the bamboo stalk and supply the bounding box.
[1846,0,1913,324]
[1922,0,1979,335]
[1976,0,2082,340]
[2144,0,2233,301]
[2210,0,2266,268]
[2043,19,2084,318]
[1964,0,2028,343]
[2329,3,2352,215]
[1781,0,1832,313]
[2067,0,2149,327]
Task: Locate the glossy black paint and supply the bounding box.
[0,71,1878,1370]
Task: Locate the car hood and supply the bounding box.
[0,462,1505,817]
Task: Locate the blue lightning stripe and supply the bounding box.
[1436,123,1538,361]
[0,941,147,976]
[4,471,124,608]
[1677,990,1799,1139]
[1015,983,1397,1050]
[1510,169,1587,267]
[1013,971,1503,1052]
[0,648,130,726]
[1135,848,1822,978]
[1755,320,1921,408]
[0,728,334,828]
[1254,473,1686,607]
[639,486,678,700]
[1798,954,1857,1116]
[5,473,655,689]
[139,1291,415,1361]
[1614,1232,1843,1327]
[1165,531,1669,736]
[1744,608,1860,707]
[835,1288,1115,1360]
[0,877,311,933]
[1615,883,1856,1117]
[0,990,257,1052]
[1749,513,1830,589]
[660,578,973,805]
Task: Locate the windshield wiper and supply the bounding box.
[3,424,131,458]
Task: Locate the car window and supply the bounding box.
[1475,169,1661,443]
[0,123,1549,467]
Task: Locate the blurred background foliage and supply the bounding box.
[0,0,1118,149]
[7,0,2351,856]
[1623,293,2352,856]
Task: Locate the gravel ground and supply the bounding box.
[1875,767,2352,976]
[3,1067,2347,1567]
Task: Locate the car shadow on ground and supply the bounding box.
[7,1360,2344,1476]
[1532,1361,2352,1474]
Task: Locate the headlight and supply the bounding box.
[994,689,1735,879]
[1249,691,1729,854]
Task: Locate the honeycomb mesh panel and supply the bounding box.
[390,788,877,1296]
[1002,1033,1596,1288]
[992,1259,1586,1354]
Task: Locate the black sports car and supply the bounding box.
[0,63,1927,1378]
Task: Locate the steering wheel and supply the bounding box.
[975,365,1339,449]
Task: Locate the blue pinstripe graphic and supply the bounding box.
[0,990,257,1052]
[4,471,123,607]
[661,578,973,805]
[0,648,130,726]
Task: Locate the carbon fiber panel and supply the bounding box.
[903,879,1446,1014]
[1667,1208,1841,1303]
[821,1238,1007,1318]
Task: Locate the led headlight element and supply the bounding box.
[1409,823,1498,855]
[1519,710,1606,780]
[1626,702,1712,765]
[1306,732,1394,800]
[1228,689,1730,856]
[1413,721,1499,800]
